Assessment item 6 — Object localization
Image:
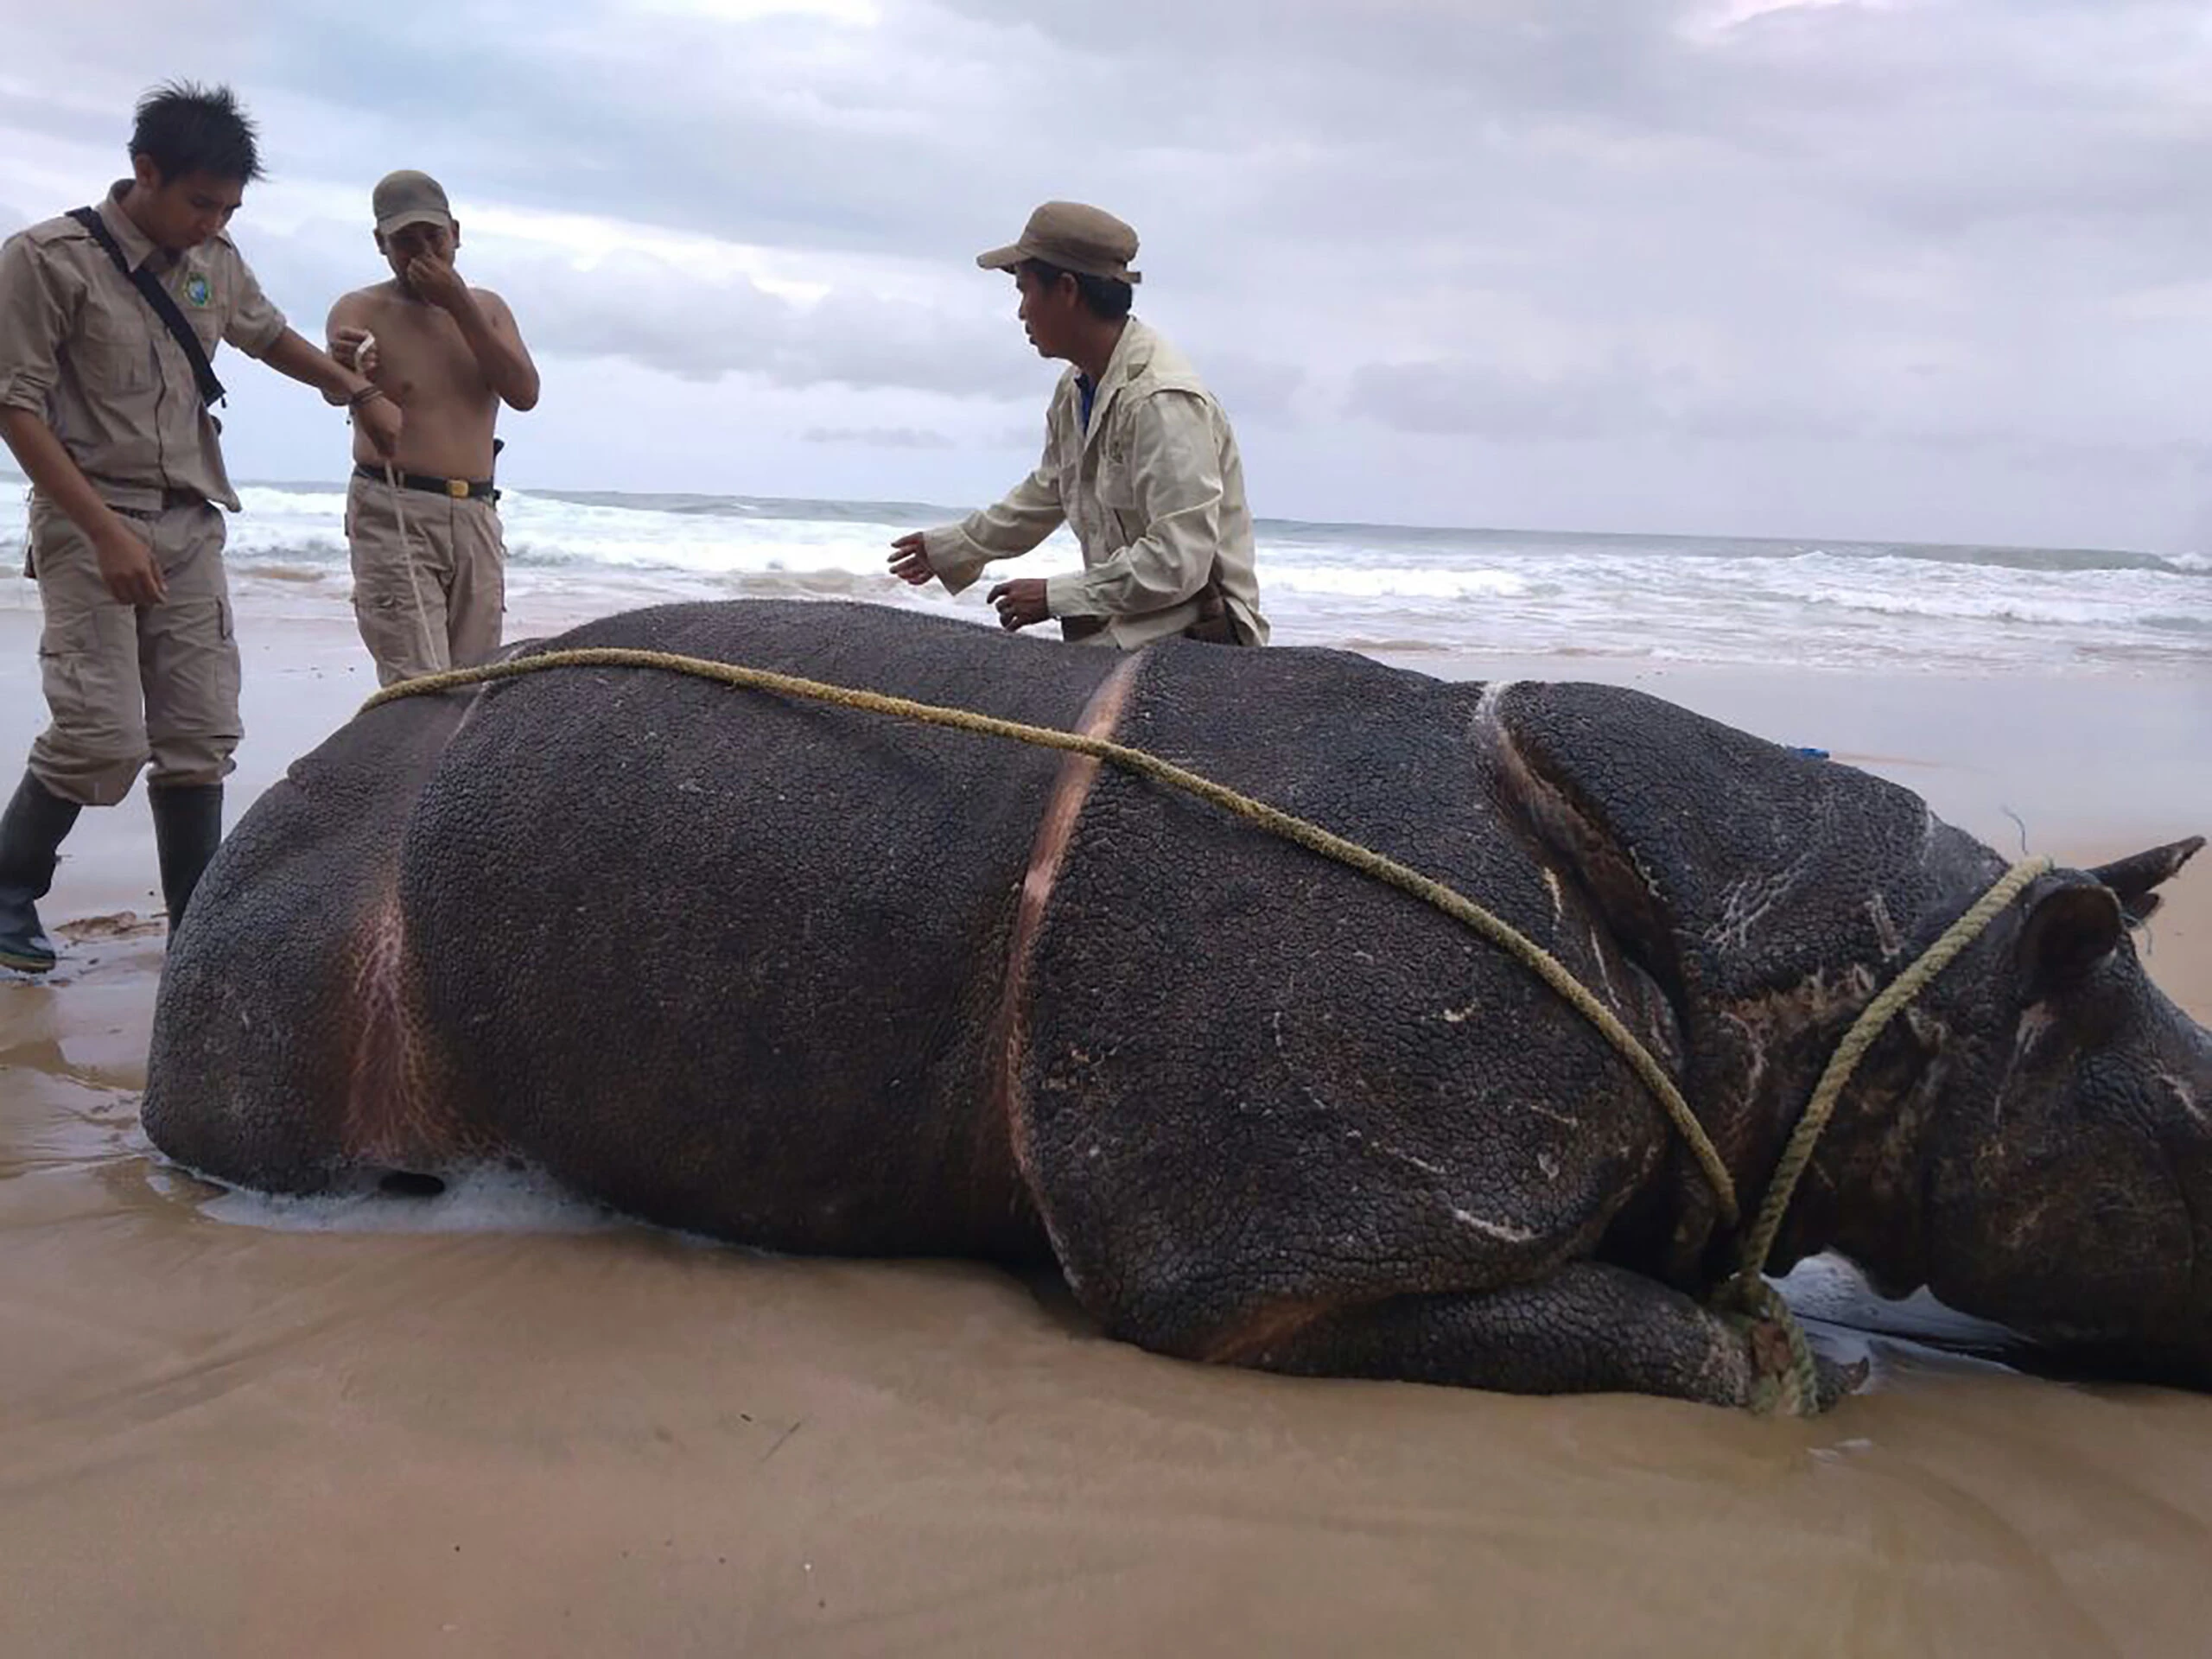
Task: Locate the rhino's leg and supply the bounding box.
[1208,1262,1761,1407]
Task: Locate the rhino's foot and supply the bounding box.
[1211,1261,1864,1411]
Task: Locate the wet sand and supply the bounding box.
[2,603,2209,1657]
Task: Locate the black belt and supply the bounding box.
[356,463,498,501]
[107,488,206,519]
[1060,575,1246,646]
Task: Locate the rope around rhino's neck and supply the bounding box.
[1712,855,2051,1405]
[362,650,2051,1414]
[1734,854,2054,1280]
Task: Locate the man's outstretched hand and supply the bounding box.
[888,531,936,586]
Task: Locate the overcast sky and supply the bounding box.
[4,0,2212,550]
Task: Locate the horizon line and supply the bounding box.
[0,469,2164,563]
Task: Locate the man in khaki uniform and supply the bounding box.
[889,201,1267,649]
[327,169,539,686]
[0,82,401,974]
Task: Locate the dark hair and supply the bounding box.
[1019,257,1134,321]
[129,81,264,184]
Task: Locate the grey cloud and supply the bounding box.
[1198,353,1306,426]
[803,426,956,449]
[1345,355,1861,445]
[242,223,1046,399]
[1902,429,2212,475]
[10,0,2212,546]
[27,0,2212,281]
[235,209,1308,413]
[529,264,1033,397]
[0,8,1017,263]
[1348,359,1660,442]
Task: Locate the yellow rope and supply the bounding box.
[1733,854,2051,1287]
[367,647,1744,1223]
[1715,852,2052,1412]
[365,648,2050,1415]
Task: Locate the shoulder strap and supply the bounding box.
[66,207,226,408]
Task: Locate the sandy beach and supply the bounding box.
[3,590,2209,1657]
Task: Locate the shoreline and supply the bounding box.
[3,597,2210,1656]
[0,604,2201,1009]
[9,468,2206,568]
[4,474,2205,681]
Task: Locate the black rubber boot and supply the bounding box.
[0,772,83,974]
[150,783,225,939]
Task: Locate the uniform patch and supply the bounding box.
[182,272,212,307]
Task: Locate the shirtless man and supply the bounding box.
[326,170,538,684]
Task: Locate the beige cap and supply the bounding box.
[372,169,453,237]
[976,200,1142,284]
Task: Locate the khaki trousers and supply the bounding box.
[346,474,505,688]
[27,496,240,808]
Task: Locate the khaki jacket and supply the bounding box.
[0,183,286,513]
[923,318,1267,648]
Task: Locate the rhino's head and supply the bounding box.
[1910,836,2212,1384]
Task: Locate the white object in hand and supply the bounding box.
[353,331,379,377]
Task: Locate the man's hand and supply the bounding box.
[329,325,379,377]
[354,392,404,459]
[888,531,937,586]
[406,255,472,315]
[987,578,1051,632]
[92,518,165,606]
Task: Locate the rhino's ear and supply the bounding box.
[2018,882,2126,997]
[2088,836,2205,925]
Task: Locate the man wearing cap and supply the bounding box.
[0,81,404,975]
[889,202,1266,649]
[326,169,539,686]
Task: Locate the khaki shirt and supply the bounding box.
[0,181,286,513]
[923,317,1268,648]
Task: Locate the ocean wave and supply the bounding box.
[1770,573,2183,630]
[3,481,2203,675]
[1783,542,2202,577]
[1267,565,1535,601]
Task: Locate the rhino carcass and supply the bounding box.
[143,601,2211,1408]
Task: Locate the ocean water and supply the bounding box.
[2,481,2206,673]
